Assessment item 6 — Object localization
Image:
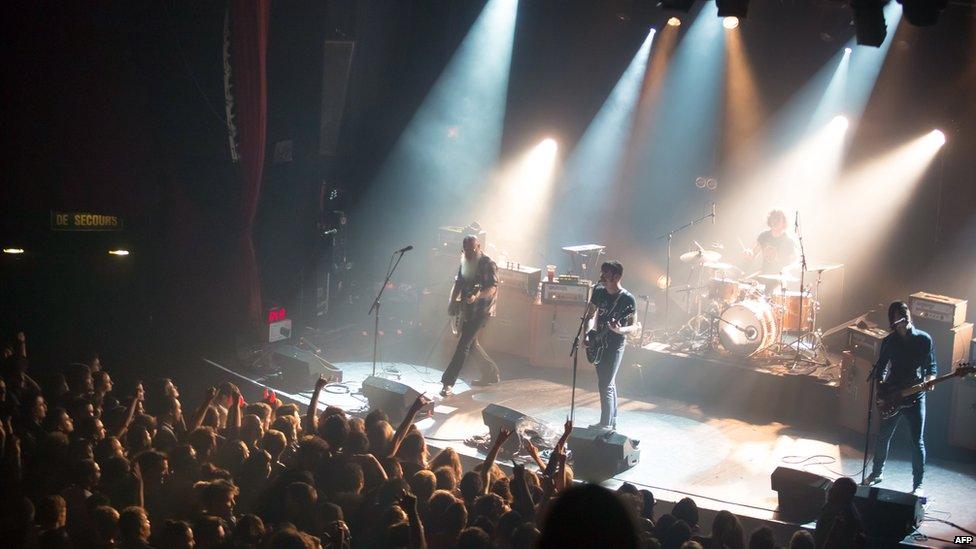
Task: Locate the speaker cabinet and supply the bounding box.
[567,427,640,481]
[362,376,422,424]
[838,351,880,435]
[949,367,976,450]
[318,40,355,156]
[481,287,533,358]
[854,486,923,542]
[911,320,973,453]
[770,467,832,522]
[530,302,587,368]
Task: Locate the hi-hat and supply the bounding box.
[680,249,721,263]
[786,262,843,273]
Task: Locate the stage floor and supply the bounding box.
[205,353,976,547]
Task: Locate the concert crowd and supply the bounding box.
[0,332,864,548]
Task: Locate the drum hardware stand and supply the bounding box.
[658,209,716,337]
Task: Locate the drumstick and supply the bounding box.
[737,237,749,252]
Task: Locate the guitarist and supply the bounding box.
[863,301,937,496]
[440,235,501,397]
[584,261,639,430]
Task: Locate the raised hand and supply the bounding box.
[205,386,218,402]
[315,374,329,391]
[134,382,145,402]
[496,427,512,445]
[16,331,26,343]
[563,418,573,435]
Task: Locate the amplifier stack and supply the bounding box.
[908,292,973,454]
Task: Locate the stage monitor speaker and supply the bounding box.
[568,427,640,481]
[854,485,923,542]
[272,345,342,388]
[362,376,422,424]
[481,404,551,455]
[318,40,355,156]
[770,467,832,522]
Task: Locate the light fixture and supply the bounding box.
[658,0,696,13]
[717,0,750,19]
[850,0,887,47]
[108,249,130,256]
[3,248,25,254]
[831,115,850,131]
[722,16,739,30]
[667,16,682,27]
[898,0,948,27]
[928,129,946,147]
[844,47,853,55]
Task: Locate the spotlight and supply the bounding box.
[657,274,672,289]
[898,0,947,27]
[717,0,750,19]
[667,17,682,27]
[844,47,853,55]
[928,129,946,147]
[3,248,25,254]
[659,0,696,13]
[108,249,130,256]
[831,115,850,131]
[850,0,887,47]
[722,17,739,30]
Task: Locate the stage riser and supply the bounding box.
[623,347,837,428]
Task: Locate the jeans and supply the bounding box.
[595,341,625,428]
[872,395,926,487]
[441,314,499,386]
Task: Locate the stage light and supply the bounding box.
[659,0,696,13]
[667,17,682,27]
[830,115,849,131]
[717,0,750,19]
[3,248,25,254]
[723,17,739,30]
[899,0,947,26]
[108,249,130,256]
[850,0,887,47]
[927,129,946,147]
[844,47,852,55]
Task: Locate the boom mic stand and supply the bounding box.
[861,360,881,485]
[568,285,596,424]
[657,208,716,337]
[368,248,409,377]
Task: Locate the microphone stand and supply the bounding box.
[568,285,596,424]
[793,212,809,366]
[861,360,881,485]
[657,209,715,337]
[368,249,408,377]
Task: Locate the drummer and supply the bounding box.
[743,209,798,291]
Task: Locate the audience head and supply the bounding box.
[538,484,641,549]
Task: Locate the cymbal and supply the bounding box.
[680,249,721,263]
[758,273,800,283]
[786,262,844,273]
[702,261,740,272]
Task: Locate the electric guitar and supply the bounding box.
[585,303,636,364]
[449,282,482,336]
[876,363,974,420]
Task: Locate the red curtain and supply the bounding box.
[229,0,271,327]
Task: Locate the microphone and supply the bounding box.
[711,203,716,225]
[795,211,799,231]
[395,245,414,253]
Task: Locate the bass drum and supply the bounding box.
[718,299,778,357]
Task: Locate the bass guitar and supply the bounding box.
[585,303,636,364]
[876,363,974,420]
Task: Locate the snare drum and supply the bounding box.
[771,291,815,332]
[718,299,779,357]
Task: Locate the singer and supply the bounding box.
[741,208,798,289]
[440,235,501,397]
[583,261,639,430]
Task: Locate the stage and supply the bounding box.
[206,335,976,548]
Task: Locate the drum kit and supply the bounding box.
[670,245,841,365]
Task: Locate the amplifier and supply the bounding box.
[838,351,880,435]
[847,324,887,362]
[541,281,591,304]
[909,291,967,326]
[498,264,542,296]
[435,225,487,252]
